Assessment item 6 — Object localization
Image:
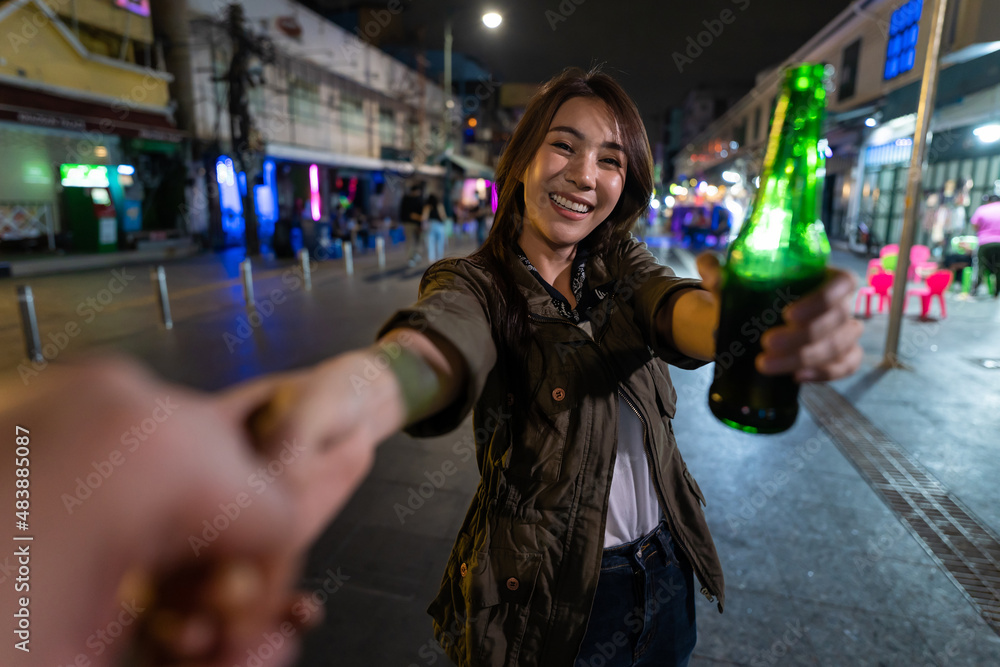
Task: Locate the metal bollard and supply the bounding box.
[16,285,44,363]
[240,258,255,305]
[298,248,312,291]
[151,265,173,330]
[376,236,386,271]
[344,241,354,276]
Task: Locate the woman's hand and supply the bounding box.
[697,252,865,382]
[215,349,408,550]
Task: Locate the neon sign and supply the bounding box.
[115,0,150,17]
[60,164,109,188]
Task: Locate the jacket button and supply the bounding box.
[506,577,519,591]
[551,387,566,402]
[460,562,468,577]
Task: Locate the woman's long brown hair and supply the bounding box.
[469,66,654,422]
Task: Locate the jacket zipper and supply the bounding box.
[528,303,719,604]
[618,383,718,604]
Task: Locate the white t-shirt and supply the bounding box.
[574,320,663,548]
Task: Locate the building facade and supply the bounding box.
[170,0,470,249]
[674,0,1000,249]
[0,0,183,253]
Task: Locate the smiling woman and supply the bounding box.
[236,66,864,667]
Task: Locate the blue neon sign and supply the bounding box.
[884,0,923,80]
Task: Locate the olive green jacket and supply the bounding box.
[376,235,725,667]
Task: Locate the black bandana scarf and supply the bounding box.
[513,243,615,323]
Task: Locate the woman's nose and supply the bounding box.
[565,156,597,190]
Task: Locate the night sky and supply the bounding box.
[387,0,857,118]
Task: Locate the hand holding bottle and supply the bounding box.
[697,252,863,383]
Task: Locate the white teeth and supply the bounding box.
[550,193,592,214]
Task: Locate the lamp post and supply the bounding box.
[441,9,502,214]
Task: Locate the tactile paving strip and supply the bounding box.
[802,383,1000,636]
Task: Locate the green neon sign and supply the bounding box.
[60,164,109,188]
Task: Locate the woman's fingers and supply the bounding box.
[782,268,857,325]
[695,251,724,294]
[758,318,864,376]
[749,266,864,380]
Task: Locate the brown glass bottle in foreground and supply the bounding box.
[709,63,831,434]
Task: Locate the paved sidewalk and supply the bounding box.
[4,237,998,665]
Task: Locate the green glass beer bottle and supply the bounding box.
[708,63,831,434]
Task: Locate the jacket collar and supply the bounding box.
[510,241,616,321]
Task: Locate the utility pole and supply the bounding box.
[223,3,274,256]
[883,0,949,368]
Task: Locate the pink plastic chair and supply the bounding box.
[855,272,894,318]
[909,245,936,280]
[905,270,952,319]
[867,258,884,281]
[880,243,900,258]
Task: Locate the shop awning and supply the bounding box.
[443,152,495,179]
[0,81,185,142]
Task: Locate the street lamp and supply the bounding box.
[443,8,502,147]
[442,8,501,216]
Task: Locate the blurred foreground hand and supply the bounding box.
[0,357,317,667]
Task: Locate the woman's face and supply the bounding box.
[520,96,627,250]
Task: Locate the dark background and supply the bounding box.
[304,0,857,115]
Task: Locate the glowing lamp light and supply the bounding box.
[973,124,1000,144]
[706,185,719,197]
[309,164,322,222]
[94,146,108,158]
[865,117,878,128]
[117,165,136,176]
[722,171,741,184]
[482,12,502,28]
[730,141,739,150]
[664,196,676,208]
[650,198,661,210]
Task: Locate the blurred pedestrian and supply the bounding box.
[971,194,1000,297]
[400,183,425,267]
[423,193,448,263]
[473,194,492,247]
[243,67,863,667]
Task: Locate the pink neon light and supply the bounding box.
[309,164,321,221]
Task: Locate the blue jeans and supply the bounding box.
[426,221,447,262]
[574,521,697,667]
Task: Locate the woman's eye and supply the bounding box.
[602,157,622,167]
[552,142,571,151]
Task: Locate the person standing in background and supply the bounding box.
[971,194,1000,297]
[423,193,448,263]
[400,183,426,267]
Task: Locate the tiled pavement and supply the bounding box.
[2,238,999,665]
